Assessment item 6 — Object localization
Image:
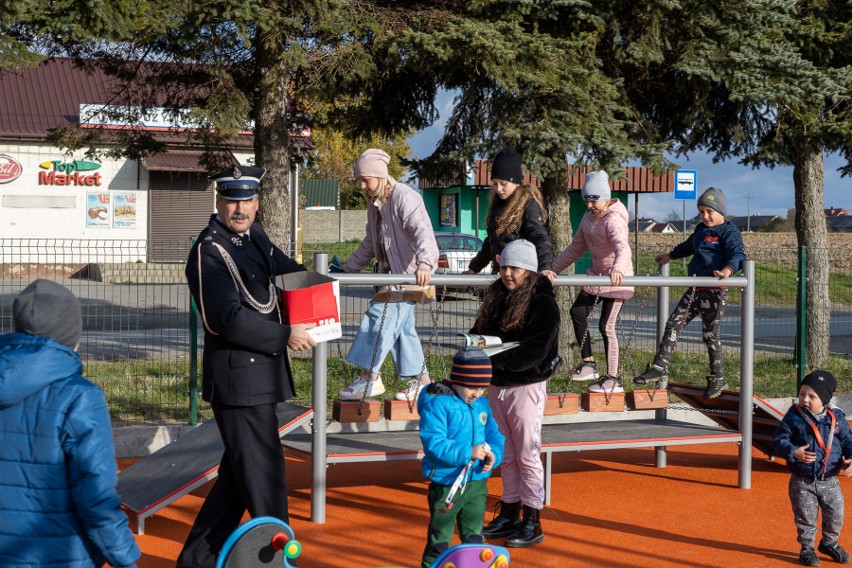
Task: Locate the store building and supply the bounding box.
[0,58,311,263]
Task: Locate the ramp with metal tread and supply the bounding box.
[118,402,313,534]
[667,382,784,457]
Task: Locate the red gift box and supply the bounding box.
[279,272,342,343]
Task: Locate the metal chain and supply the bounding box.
[408,284,448,413]
[667,404,745,416]
[358,298,391,416]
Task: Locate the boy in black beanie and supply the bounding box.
[774,370,852,566]
[417,346,505,568]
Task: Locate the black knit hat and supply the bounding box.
[13,279,82,350]
[801,370,837,406]
[490,147,523,184]
[450,346,493,387]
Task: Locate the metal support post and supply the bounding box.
[738,260,756,489]
[655,263,670,425]
[311,253,329,523]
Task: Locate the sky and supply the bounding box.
[407,91,849,222]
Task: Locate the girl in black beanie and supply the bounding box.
[464,147,553,274]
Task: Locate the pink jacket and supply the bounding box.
[551,199,634,299]
[343,178,438,275]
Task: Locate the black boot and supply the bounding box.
[505,505,544,548]
[481,500,521,539]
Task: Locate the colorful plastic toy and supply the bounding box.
[216,516,301,568]
[429,543,510,568]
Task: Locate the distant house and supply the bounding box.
[827,216,852,233]
[729,215,780,232]
[669,217,701,233]
[825,207,849,217]
[629,218,658,232]
[300,179,339,210]
[649,222,678,233]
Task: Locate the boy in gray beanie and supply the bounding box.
[13,278,83,349]
[634,186,746,398]
[0,280,140,567]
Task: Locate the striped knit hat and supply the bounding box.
[450,346,493,387]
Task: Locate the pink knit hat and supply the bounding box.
[354,148,390,178]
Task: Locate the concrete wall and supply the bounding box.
[300,209,367,244]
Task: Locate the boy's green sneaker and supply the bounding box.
[633,364,667,385]
[703,376,728,399]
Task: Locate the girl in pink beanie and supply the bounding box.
[354,148,391,179]
[338,148,440,402]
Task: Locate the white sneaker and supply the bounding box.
[588,376,624,393]
[338,374,385,400]
[395,378,429,401]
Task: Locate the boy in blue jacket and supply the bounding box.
[418,346,505,568]
[634,187,746,398]
[774,371,852,566]
[0,280,140,568]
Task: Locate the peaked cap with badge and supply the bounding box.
[211,165,266,200]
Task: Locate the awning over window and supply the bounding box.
[143,150,235,173]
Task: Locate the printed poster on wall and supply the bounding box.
[113,192,137,228]
[440,193,457,227]
[86,191,110,228]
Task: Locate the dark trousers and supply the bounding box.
[653,288,728,378]
[422,480,487,568]
[177,403,287,568]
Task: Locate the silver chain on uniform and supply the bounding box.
[212,243,277,314]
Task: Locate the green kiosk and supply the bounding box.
[419,161,674,272]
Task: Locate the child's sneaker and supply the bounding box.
[800,547,821,566]
[703,376,728,399]
[394,378,428,401]
[633,363,667,385]
[588,376,624,393]
[338,373,385,400]
[571,361,599,382]
[818,541,850,564]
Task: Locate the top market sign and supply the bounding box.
[39,160,103,186]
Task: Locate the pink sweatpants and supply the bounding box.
[487,381,546,510]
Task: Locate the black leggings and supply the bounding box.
[570,290,624,378]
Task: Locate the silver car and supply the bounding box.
[435,233,484,274]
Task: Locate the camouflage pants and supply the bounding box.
[789,474,845,548]
[653,288,728,378]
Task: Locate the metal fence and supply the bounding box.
[2,239,851,425]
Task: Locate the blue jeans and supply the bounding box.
[347,301,426,376]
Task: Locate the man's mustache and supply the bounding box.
[230,214,250,221]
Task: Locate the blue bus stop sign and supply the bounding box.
[674,170,697,200]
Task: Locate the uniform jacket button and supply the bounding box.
[250,357,255,363]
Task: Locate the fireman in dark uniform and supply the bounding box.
[177,165,316,568]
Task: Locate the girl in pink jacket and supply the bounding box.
[543,171,634,393]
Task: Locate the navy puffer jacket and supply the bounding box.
[773,404,852,479]
[0,333,140,568]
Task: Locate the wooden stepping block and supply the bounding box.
[627,389,669,410]
[581,392,625,412]
[384,399,420,421]
[333,400,380,422]
[544,394,580,415]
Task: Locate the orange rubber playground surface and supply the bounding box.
[125,441,851,568]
